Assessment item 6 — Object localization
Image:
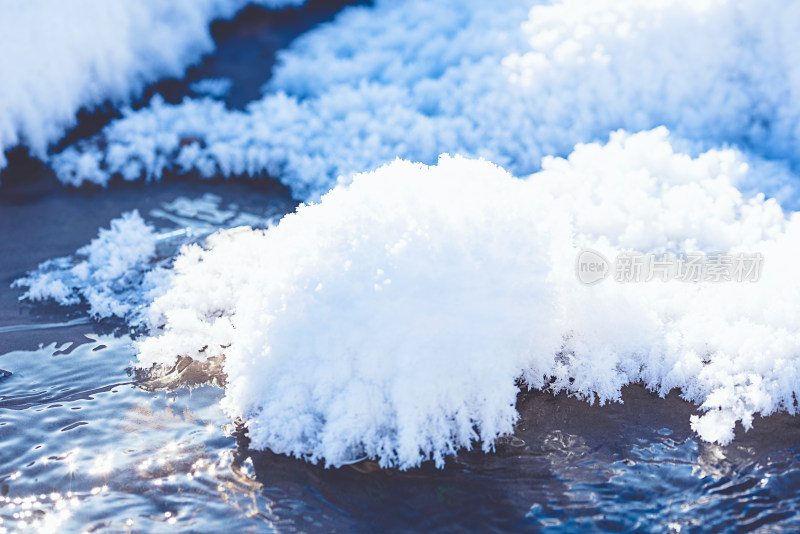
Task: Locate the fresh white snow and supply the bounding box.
[50,0,800,202]
[129,129,800,468]
[14,211,159,320]
[15,194,280,322]
[0,0,302,173]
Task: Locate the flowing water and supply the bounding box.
[1,1,800,532]
[2,329,800,533]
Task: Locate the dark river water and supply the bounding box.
[1,1,800,532]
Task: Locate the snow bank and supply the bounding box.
[135,129,800,468]
[51,0,800,200]
[0,0,302,173]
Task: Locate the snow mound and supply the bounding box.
[135,129,800,467]
[0,0,302,174]
[138,156,566,468]
[50,0,800,200]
